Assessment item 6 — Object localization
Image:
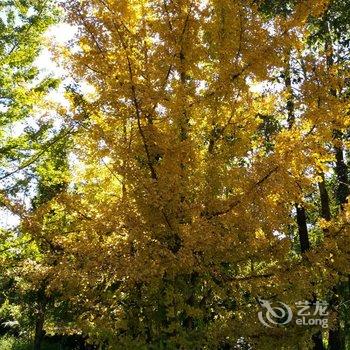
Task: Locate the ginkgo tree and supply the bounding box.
[21,0,346,349]
[2,0,350,349]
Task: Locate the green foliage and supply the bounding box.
[0,0,59,180]
[0,336,82,350]
[0,336,31,350]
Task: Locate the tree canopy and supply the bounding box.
[0,1,350,349]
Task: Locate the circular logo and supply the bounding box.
[258,299,293,328]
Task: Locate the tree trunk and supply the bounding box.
[318,174,331,222]
[295,205,324,350]
[329,140,348,350]
[285,52,323,349]
[295,205,310,253]
[328,326,344,350]
[334,145,349,207]
[33,285,48,350]
[323,19,347,349]
[312,332,325,350]
[33,303,45,350]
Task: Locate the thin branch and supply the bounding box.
[203,165,279,219]
[0,127,75,182]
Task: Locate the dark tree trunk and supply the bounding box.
[33,285,48,350]
[328,326,344,350]
[323,19,348,349]
[334,145,349,207]
[295,205,310,253]
[318,175,331,222]
[327,143,348,350]
[295,206,324,349]
[34,304,45,350]
[330,141,348,350]
[312,332,325,350]
[284,54,311,255]
[285,52,324,349]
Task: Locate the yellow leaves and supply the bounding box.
[317,218,332,231]
[79,37,92,54]
[279,0,330,31]
[22,0,348,346]
[306,0,331,17]
[255,228,265,240]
